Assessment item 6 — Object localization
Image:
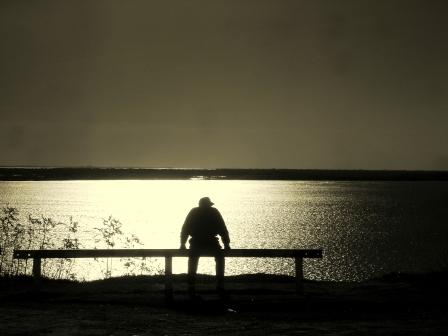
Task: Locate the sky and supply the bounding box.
[1,0,447,170]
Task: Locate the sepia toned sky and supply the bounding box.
[1,0,447,169]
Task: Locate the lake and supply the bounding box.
[1,180,448,281]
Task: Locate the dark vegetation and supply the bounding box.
[1,167,448,181]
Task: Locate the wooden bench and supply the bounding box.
[13,248,323,297]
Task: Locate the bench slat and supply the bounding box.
[14,248,322,259]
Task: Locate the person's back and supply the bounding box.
[181,205,229,249]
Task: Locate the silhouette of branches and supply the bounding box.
[0,207,158,279]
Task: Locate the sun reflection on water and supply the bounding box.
[3,180,447,281]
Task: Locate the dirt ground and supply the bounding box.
[1,274,447,335]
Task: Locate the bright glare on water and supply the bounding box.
[1,180,448,281]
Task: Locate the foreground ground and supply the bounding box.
[1,273,447,335]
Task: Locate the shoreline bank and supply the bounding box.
[1,272,447,335]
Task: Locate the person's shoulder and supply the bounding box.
[210,207,221,214]
[190,207,207,215]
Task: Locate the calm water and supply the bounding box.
[1,180,448,281]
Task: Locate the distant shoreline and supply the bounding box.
[1,167,448,181]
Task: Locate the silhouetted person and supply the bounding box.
[180,197,230,297]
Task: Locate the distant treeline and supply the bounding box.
[1,167,448,181]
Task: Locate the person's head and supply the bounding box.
[198,197,214,208]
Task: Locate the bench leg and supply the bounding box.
[295,257,304,294]
[32,257,42,290]
[165,256,173,300]
[32,257,41,278]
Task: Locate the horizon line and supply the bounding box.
[1,166,447,173]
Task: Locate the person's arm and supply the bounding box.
[215,209,230,249]
[180,209,193,249]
